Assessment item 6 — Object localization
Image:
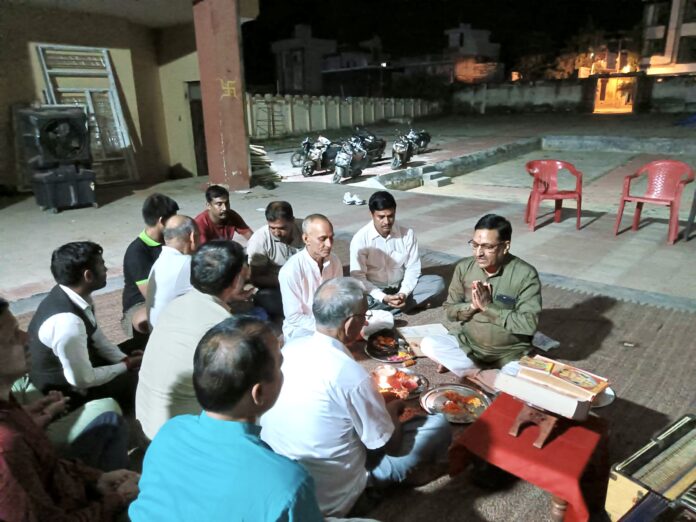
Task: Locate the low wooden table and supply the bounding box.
[449,393,608,522]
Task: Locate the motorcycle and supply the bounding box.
[332,137,370,183]
[390,133,414,170]
[406,128,431,154]
[352,126,386,163]
[301,136,341,177]
[290,137,312,167]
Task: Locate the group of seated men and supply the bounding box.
[0,184,541,521]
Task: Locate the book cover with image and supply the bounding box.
[516,355,609,401]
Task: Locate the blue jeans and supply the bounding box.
[368,413,451,486]
[65,412,129,471]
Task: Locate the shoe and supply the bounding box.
[343,191,356,205]
[350,193,366,205]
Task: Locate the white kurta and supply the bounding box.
[349,221,421,302]
[260,332,394,516]
[278,248,343,340]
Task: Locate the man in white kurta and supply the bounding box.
[261,277,451,517]
[350,191,444,314]
[145,215,198,328]
[278,214,342,340]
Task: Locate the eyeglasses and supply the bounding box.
[468,239,504,253]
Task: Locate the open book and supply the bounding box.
[516,355,610,401]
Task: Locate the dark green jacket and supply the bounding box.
[444,254,541,367]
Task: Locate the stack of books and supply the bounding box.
[494,355,610,420]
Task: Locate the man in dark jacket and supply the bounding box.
[28,242,141,411]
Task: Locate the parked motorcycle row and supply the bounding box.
[291,126,431,183]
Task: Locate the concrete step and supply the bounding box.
[423,170,452,187]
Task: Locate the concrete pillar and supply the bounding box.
[193,0,250,189]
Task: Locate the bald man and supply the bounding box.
[278,214,343,340]
[146,215,199,328]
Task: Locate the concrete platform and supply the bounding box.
[2,113,695,312]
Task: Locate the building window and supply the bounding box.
[684,0,696,22]
[677,36,696,63]
[643,37,667,56]
[644,1,671,26]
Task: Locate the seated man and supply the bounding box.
[28,242,142,411]
[130,316,323,522]
[0,297,139,521]
[122,193,179,339]
[145,215,199,328]
[350,191,445,314]
[246,201,304,319]
[12,375,126,471]
[136,240,255,440]
[421,214,542,376]
[261,278,451,517]
[195,185,252,246]
[279,214,343,340]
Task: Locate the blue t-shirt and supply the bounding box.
[129,413,323,522]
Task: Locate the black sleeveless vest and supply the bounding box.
[27,285,105,394]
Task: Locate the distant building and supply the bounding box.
[271,25,336,94]
[270,22,502,97]
[642,0,696,75]
[397,23,503,84]
[321,38,391,97]
[444,23,500,61]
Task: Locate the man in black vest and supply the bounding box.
[28,241,142,411]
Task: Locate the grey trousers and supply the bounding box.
[367,274,446,314]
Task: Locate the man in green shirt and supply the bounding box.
[421,214,541,376]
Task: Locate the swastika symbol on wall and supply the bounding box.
[219,79,239,100]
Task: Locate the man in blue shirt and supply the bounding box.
[129,316,323,522]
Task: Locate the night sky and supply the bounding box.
[243,0,645,86]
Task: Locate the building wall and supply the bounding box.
[0,4,168,188]
[271,26,336,94]
[452,77,696,114]
[0,2,260,187]
[642,0,696,75]
[156,24,200,177]
[453,81,589,113]
[246,94,440,139]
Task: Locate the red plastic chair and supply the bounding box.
[614,159,694,245]
[525,160,583,231]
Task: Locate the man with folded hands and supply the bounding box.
[350,191,445,315]
[421,214,542,376]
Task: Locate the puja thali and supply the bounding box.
[420,384,491,424]
[371,365,429,400]
[364,329,414,363]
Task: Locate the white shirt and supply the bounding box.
[136,289,230,440]
[260,332,394,516]
[246,219,304,268]
[37,285,127,390]
[349,221,421,302]
[278,248,343,340]
[145,246,193,328]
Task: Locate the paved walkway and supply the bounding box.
[2,113,695,312]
